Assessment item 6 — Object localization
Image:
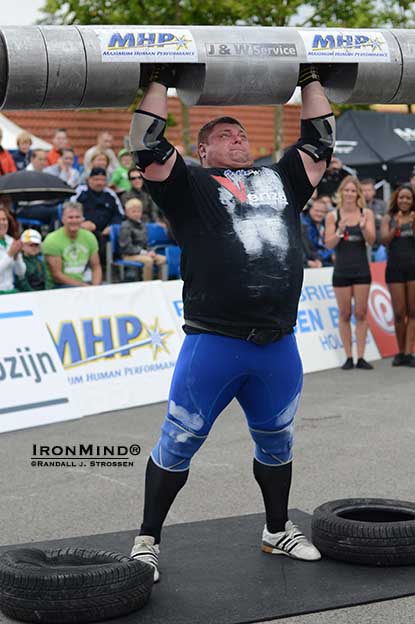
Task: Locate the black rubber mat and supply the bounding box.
[1,510,415,624]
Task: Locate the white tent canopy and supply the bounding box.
[0,113,51,150]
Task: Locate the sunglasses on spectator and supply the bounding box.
[129,175,142,181]
[27,242,40,247]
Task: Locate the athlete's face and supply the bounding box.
[199,123,254,169]
[396,188,414,213]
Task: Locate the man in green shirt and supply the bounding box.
[42,202,102,287]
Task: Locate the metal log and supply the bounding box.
[0,25,413,109]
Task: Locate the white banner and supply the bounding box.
[98,28,198,63]
[296,267,380,372]
[0,272,381,431]
[299,30,391,62]
[34,282,182,416]
[161,270,381,374]
[0,294,78,433]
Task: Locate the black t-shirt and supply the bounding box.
[145,148,314,330]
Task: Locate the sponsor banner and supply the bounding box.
[206,42,297,58]
[34,282,182,416]
[161,280,184,336]
[367,262,398,357]
[160,271,381,373]
[0,294,78,433]
[296,267,380,371]
[299,30,391,62]
[98,28,198,63]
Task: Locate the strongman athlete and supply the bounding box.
[129,64,335,581]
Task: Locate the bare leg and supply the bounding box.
[388,283,407,353]
[334,286,353,358]
[353,283,371,359]
[404,281,415,354]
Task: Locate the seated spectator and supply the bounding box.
[119,198,167,281]
[319,193,335,213]
[17,149,59,229]
[0,128,17,175]
[121,168,163,224]
[47,128,68,166]
[81,150,111,183]
[317,156,353,201]
[83,131,119,178]
[71,167,123,263]
[0,204,25,294]
[15,229,50,291]
[44,148,80,188]
[26,149,48,172]
[12,131,32,171]
[42,202,102,288]
[301,222,323,268]
[301,196,334,266]
[111,149,133,193]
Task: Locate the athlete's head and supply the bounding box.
[197,117,253,169]
[388,184,415,216]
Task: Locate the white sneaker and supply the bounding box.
[261,520,321,561]
[130,535,160,582]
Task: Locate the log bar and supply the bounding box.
[0,25,414,109]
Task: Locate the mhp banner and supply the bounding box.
[35,282,182,416]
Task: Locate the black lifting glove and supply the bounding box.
[139,63,177,89]
[297,64,321,88]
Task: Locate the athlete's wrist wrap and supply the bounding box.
[295,113,336,166]
[139,64,176,88]
[298,64,321,88]
[129,109,175,172]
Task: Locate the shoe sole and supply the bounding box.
[131,556,160,583]
[261,543,321,561]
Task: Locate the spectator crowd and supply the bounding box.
[1,124,414,369]
[0,127,173,293]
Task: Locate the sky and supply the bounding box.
[0,0,45,25]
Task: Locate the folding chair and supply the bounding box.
[106,224,144,283]
[165,245,181,279]
[146,222,174,253]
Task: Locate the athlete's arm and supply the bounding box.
[129,75,177,183]
[296,68,335,189]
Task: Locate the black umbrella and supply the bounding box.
[0,171,75,201]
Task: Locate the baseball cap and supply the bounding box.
[20,229,42,245]
[89,167,107,178]
[118,148,130,159]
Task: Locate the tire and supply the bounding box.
[312,498,415,566]
[0,547,153,623]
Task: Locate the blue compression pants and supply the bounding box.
[152,332,303,471]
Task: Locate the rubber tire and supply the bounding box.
[312,498,415,566]
[0,547,153,623]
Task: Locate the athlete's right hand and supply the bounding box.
[139,64,177,88]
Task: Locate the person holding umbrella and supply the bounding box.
[0,203,25,294]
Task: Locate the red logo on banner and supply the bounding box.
[367,262,398,357]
